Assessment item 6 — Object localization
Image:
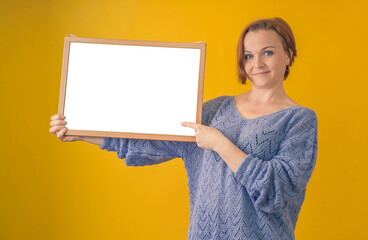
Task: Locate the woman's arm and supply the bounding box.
[183,110,319,213]
[80,136,104,146]
[233,111,318,213]
[100,137,183,166]
[50,114,182,166]
[214,137,247,173]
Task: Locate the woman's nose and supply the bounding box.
[254,56,265,68]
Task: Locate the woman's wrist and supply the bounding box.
[213,134,229,153]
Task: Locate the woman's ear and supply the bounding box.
[287,49,293,65]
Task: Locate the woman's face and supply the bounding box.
[243,29,291,87]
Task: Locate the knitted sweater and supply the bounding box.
[100,95,319,240]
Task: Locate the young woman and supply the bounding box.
[50,17,318,240]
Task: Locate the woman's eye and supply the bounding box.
[265,51,274,56]
[244,55,253,60]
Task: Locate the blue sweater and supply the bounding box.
[100,95,319,240]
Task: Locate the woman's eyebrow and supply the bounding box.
[244,46,276,53]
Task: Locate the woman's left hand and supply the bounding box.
[181,122,225,151]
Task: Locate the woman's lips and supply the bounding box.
[254,71,270,76]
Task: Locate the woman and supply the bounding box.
[50,17,318,240]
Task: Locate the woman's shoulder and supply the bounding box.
[202,95,232,112]
[279,94,317,120]
[201,95,233,125]
[203,95,232,105]
[292,105,317,119]
[286,106,318,132]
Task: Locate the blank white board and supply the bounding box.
[58,36,206,142]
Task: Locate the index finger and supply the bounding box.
[181,122,198,129]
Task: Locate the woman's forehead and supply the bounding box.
[243,30,283,50]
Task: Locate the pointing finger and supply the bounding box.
[181,122,198,129]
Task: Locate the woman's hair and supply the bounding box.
[236,17,297,84]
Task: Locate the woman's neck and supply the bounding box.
[245,86,288,105]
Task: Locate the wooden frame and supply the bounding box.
[58,36,206,142]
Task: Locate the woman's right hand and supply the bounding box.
[49,114,81,142]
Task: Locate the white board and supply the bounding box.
[58,36,206,142]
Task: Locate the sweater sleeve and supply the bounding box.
[234,109,318,213]
[100,137,183,166]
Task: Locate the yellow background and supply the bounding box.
[1,0,367,239]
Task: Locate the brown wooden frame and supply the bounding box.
[58,36,206,142]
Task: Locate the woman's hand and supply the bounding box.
[181,122,226,151]
[49,114,81,142]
